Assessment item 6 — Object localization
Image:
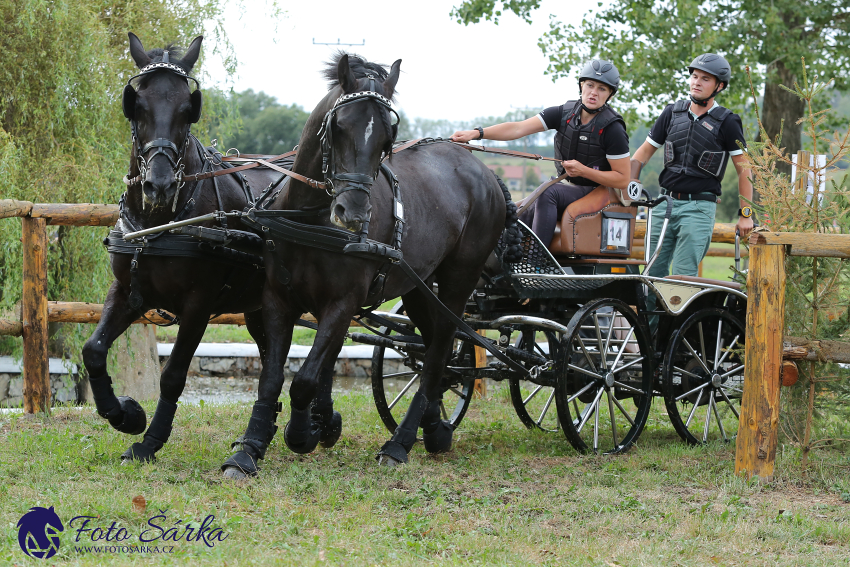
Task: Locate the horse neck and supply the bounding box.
[281,89,340,211]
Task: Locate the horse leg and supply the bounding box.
[121,307,209,463]
[222,291,295,479]
[375,289,457,465]
[82,281,147,440]
[283,308,350,454]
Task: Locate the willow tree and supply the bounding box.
[451,0,850,159]
[0,0,266,357]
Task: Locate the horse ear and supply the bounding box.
[189,89,203,123]
[338,54,357,94]
[122,84,136,120]
[181,35,203,71]
[128,32,151,69]
[383,59,401,99]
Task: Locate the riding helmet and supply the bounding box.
[688,53,732,88]
[578,59,621,94]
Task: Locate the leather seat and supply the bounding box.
[549,186,635,256]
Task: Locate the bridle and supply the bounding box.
[318,75,399,199]
[122,53,202,210]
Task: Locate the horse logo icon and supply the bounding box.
[17,506,64,559]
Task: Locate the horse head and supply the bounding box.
[321,53,401,232]
[124,32,203,216]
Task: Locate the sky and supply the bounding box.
[205,0,585,122]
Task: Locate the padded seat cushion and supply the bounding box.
[549,186,635,256]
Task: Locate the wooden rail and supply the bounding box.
[735,230,850,481]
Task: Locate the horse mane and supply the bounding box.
[322,51,397,101]
[146,44,189,71]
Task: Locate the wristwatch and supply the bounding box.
[475,126,485,140]
[737,206,753,218]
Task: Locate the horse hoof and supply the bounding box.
[319,411,343,449]
[283,419,320,454]
[377,454,404,467]
[221,451,259,478]
[110,397,147,435]
[423,421,454,454]
[121,443,157,463]
[222,466,250,480]
[375,440,409,466]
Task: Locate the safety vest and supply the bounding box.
[663,99,733,180]
[554,100,625,186]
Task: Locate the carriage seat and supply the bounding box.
[548,186,635,257]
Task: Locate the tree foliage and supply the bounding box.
[0,0,259,357]
[211,90,310,156]
[451,0,850,157]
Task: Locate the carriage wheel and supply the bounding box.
[371,301,475,434]
[555,298,653,454]
[662,308,745,445]
[509,328,560,432]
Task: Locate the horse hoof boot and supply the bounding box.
[423,421,454,454]
[121,443,157,463]
[319,411,343,449]
[375,440,409,466]
[283,419,320,454]
[111,397,147,436]
[221,451,259,478]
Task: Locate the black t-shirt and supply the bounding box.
[538,105,631,161]
[647,102,747,195]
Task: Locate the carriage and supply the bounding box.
[361,184,747,454]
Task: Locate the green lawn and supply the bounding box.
[1,393,847,566]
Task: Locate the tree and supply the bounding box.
[211,90,310,156]
[451,0,850,161]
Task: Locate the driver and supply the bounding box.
[450,59,630,247]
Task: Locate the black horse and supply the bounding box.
[221,53,515,476]
[82,33,280,464]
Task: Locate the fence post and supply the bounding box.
[735,242,786,481]
[474,331,488,397]
[21,217,50,413]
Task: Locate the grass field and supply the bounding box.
[1,391,847,566]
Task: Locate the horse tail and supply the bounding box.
[491,171,524,263]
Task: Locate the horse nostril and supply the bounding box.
[333,203,347,223]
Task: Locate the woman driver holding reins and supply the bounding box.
[451,60,631,247]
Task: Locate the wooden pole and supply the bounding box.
[21,217,50,414]
[735,243,786,481]
[473,331,488,397]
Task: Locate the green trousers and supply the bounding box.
[645,198,716,278]
[644,198,716,333]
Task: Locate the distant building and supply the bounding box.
[486,165,544,191]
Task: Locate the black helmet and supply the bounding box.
[688,53,731,87]
[578,59,621,93]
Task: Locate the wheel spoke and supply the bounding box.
[683,337,713,375]
[609,326,635,371]
[698,322,707,367]
[593,391,601,452]
[712,392,728,442]
[611,355,645,374]
[673,365,703,380]
[567,380,596,404]
[448,387,464,399]
[592,313,607,371]
[388,373,419,410]
[716,334,741,367]
[612,395,636,426]
[717,387,740,419]
[568,363,605,381]
[676,380,710,402]
[536,389,556,427]
[685,388,705,427]
[602,312,616,368]
[577,387,605,433]
[523,384,544,405]
[440,401,448,421]
[607,388,618,448]
[613,380,646,395]
[576,336,600,373]
[720,365,745,380]
[713,319,724,369]
[702,390,715,443]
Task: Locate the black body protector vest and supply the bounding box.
[663,99,733,181]
[554,100,626,187]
